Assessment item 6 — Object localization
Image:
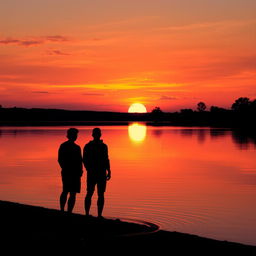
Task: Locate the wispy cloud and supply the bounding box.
[0,35,70,47]
[32,91,49,94]
[0,38,42,46]
[51,81,182,91]
[86,16,159,31]
[46,49,70,56]
[159,95,178,100]
[157,19,256,32]
[82,92,104,96]
[45,35,69,42]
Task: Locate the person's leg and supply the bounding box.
[97,180,106,218]
[85,175,96,216]
[60,191,68,211]
[85,190,94,216]
[97,191,105,218]
[67,192,76,213]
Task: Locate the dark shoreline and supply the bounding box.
[0,120,255,130]
[1,200,255,254]
[1,106,255,129]
[0,120,135,127]
[0,120,250,129]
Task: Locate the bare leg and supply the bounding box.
[67,192,76,213]
[97,192,105,218]
[85,191,94,216]
[60,191,68,212]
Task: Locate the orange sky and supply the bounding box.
[0,0,255,112]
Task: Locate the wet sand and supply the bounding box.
[1,200,255,254]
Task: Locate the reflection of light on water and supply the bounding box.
[128,123,147,143]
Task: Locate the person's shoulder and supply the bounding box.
[84,140,93,148]
[74,143,81,149]
[102,141,108,148]
[59,141,69,148]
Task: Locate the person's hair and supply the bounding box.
[67,128,79,138]
[92,127,101,137]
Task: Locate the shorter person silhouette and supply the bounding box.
[83,128,111,218]
[58,128,83,213]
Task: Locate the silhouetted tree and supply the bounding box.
[151,106,163,122]
[151,107,162,114]
[197,102,207,112]
[231,97,250,112]
[180,109,193,115]
[251,99,256,112]
[210,106,227,113]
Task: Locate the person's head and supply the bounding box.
[67,128,79,141]
[92,127,101,140]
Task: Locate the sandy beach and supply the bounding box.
[1,200,255,254]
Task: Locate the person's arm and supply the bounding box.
[106,169,111,180]
[105,145,111,180]
[83,144,89,171]
[58,145,65,169]
[79,147,83,177]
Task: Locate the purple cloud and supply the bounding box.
[0,39,20,45]
[32,91,49,94]
[0,35,70,47]
[45,35,69,42]
[47,49,70,56]
[19,40,43,46]
[0,38,43,47]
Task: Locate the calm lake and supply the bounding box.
[0,124,256,245]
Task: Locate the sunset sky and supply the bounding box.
[0,0,255,112]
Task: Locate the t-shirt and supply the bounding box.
[58,140,82,176]
[83,140,110,174]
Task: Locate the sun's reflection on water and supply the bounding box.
[128,123,147,143]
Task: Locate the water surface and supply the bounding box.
[0,125,256,245]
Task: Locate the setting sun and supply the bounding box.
[128,103,147,113]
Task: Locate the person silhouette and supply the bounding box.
[83,128,111,218]
[58,128,83,213]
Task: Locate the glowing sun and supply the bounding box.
[128,103,147,113]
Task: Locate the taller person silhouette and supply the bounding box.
[58,128,83,213]
[83,128,111,218]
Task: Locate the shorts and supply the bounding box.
[87,173,107,194]
[61,172,81,193]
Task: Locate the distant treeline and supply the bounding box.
[0,97,255,128]
[0,107,152,126]
[152,97,256,127]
